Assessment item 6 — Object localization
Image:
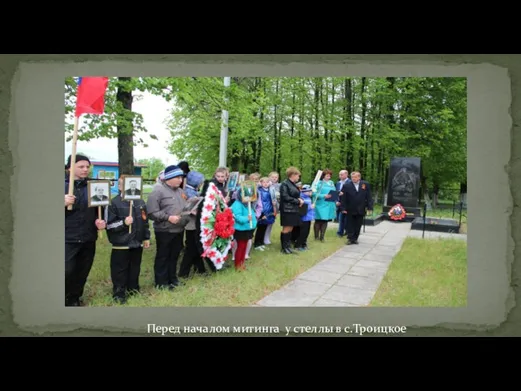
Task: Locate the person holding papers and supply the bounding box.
[312,169,337,242]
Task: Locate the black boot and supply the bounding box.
[313,223,320,240]
[113,286,127,304]
[320,222,327,242]
[284,233,295,254]
[65,295,80,307]
[281,233,293,254]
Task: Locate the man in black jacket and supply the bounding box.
[64,154,107,306]
[106,176,151,304]
[340,171,373,245]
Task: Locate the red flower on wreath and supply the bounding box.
[214,208,235,239]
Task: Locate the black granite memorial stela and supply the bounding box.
[386,157,421,207]
[382,157,422,220]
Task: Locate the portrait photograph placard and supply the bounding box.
[241,180,257,203]
[181,196,204,215]
[87,180,111,207]
[227,171,239,191]
[122,175,143,201]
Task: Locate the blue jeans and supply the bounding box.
[336,211,346,236]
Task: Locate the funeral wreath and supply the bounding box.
[388,204,407,221]
[199,182,235,269]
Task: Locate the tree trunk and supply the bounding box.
[344,78,353,170]
[359,77,367,173]
[116,77,134,176]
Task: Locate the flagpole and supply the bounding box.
[219,77,230,167]
[67,115,80,211]
[67,76,108,210]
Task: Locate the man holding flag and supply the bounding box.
[64,76,109,306]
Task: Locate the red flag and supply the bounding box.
[75,77,109,117]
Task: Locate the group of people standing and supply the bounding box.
[64,153,373,307]
[276,167,373,255]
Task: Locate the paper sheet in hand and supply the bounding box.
[181,197,203,215]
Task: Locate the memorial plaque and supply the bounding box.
[386,157,421,208]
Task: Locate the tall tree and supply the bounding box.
[65,76,467,204]
[64,77,168,176]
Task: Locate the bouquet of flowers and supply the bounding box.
[199,182,235,269]
[388,204,407,221]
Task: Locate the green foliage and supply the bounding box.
[164,76,467,190]
[65,76,467,197]
[137,157,165,180]
[214,237,228,251]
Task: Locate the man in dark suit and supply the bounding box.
[335,169,350,237]
[340,171,373,245]
[91,186,109,202]
[125,180,141,196]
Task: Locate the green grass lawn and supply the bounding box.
[84,223,346,307]
[369,237,467,307]
[87,193,467,308]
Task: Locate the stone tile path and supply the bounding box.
[255,220,466,307]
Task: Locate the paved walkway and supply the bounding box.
[255,220,466,307]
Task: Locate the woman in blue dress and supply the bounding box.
[312,169,337,242]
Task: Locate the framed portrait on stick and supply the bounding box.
[121,175,143,234]
[227,171,239,192]
[87,180,111,238]
[88,180,111,208]
[181,196,204,215]
[241,180,257,203]
[122,175,143,201]
[240,180,257,228]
